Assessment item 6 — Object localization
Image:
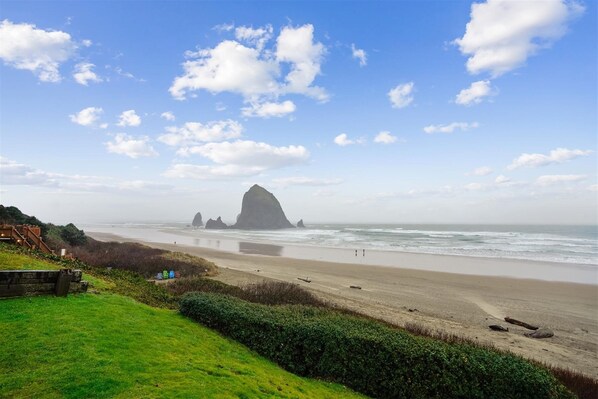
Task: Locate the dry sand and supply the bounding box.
[89,231,598,378]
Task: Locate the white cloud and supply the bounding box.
[69,106,103,126]
[508,148,593,170]
[276,24,328,101]
[455,80,493,105]
[158,120,243,146]
[213,23,235,33]
[241,100,296,118]
[0,156,171,193]
[164,140,309,179]
[105,134,158,159]
[117,110,141,127]
[161,111,175,121]
[424,122,479,134]
[177,140,309,167]
[334,133,359,146]
[374,131,397,144]
[469,166,493,176]
[388,82,414,108]
[73,62,102,85]
[588,184,598,192]
[170,24,327,103]
[235,24,273,51]
[272,176,343,187]
[81,39,92,47]
[495,174,511,184]
[351,44,367,66]
[0,20,76,82]
[535,174,586,186]
[454,0,584,77]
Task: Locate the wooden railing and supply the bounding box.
[0,225,53,254]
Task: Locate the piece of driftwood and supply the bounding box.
[489,325,509,332]
[297,277,311,283]
[349,285,362,289]
[504,317,539,330]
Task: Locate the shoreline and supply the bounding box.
[88,231,598,377]
[86,226,597,285]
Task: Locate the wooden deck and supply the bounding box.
[0,224,53,254]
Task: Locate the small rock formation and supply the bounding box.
[191,212,203,227]
[205,217,228,229]
[232,184,294,230]
[297,219,305,228]
[525,328,554,339]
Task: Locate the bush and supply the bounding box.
[69,238,217,278]
[180,293,573,399]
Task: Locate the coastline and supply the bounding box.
[88,230,598,377]
[86,225,597,285]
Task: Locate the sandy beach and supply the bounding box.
[89,231,598,378]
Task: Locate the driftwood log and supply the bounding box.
[349,285,362,289]
[489,325,509,332]
[297,277,311,283]
[504,317,539,330]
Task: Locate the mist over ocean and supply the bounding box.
[89,223,598,266]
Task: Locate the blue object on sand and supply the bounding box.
[169,270,175,279]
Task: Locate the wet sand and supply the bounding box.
[89,231,598,378]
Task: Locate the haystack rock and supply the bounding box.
[232,184,294,230]
[297,219,305,228]
[191,212,203,227]
[205,217,228,229]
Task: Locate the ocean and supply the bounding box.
[86,223,598,266]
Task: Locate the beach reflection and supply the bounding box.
[239,241,283,256]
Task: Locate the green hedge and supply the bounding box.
[180,293,573,399]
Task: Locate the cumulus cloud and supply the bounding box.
[388,82,414,108]
[73,62,101,85]
[117,110,141,127]
[0,19,76,82]
[170,24,327,105]
[351,44,367,66]
[508,148,593,170]
[455,80,493,105]
[105,134,158,159]
[454,0,584,77]
[464,182,484,191]
[334,133,361,146]
[164,140,309,179]
[424,122,479,134]
[69,106,103,126]
[495,174,511,184]
[241,100,296,118]
[158,120,243,146]
[374,131,398,144]
[272,176,343,187]
[468,166,493,176]
[535,174,586,186]
[235,24,273,51]
[160,111,175,121]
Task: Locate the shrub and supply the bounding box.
[180,293,573,399]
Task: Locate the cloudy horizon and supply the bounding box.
[1,1,596,225]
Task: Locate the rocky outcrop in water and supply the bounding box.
[205,217,228,229]
[232,184,294,230]
[297,219,305,228]
[192,212,203,227]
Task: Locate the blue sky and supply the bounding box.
[0,0,596,224]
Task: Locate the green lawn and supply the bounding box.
[0,250,363,398]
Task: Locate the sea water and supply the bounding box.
[87,223,597,266]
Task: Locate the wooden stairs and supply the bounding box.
[0,225,53,254]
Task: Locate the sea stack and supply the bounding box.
[297,219,305,228]
[205,217,228,229]
[191,212,203,227]
[233,184,294,230]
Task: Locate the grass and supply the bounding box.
[0,246,363,399]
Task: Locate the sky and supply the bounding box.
[0,0,596,225]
